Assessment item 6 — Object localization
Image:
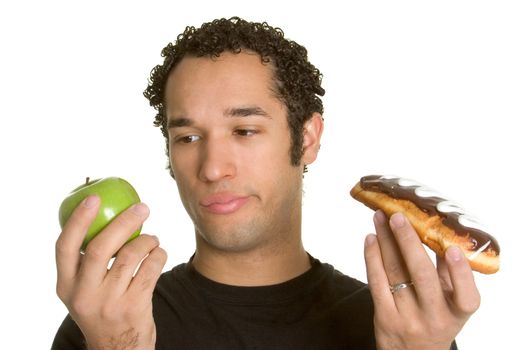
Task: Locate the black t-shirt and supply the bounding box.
[52,256,375,349]
[51,256,458,349]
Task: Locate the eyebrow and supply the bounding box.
[167,106,272,129]
[224,106,272,119]
[167,117,192,129]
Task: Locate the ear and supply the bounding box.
[301,112,324,166]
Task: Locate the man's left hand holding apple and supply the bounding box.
[55,194,167,350]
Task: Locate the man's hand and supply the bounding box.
[55,195,167,350]
[364,210,480,350]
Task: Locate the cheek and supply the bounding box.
[170,163,199,216]
[239,135,298,185]
[170,146,195,174]
[250,146,302,196]
[245,136,290,167]
[169,153,195,192]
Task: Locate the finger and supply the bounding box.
[436,254,453,293]
[373,211,410,286]
[129,245,167,297]
[79,203,150,285]
[56,195,100,292]
[445,246,481,317]
[364,233,397,315]
[389,213,443,305]
[104,234,161,294]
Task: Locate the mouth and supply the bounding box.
[199,193,251,215]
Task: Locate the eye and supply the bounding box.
[234,129,259,137]
[174,135,201,144]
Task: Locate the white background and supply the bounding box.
[1,1,523,348]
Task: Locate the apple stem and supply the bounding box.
[86,177,90,185]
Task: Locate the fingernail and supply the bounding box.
[373,210,386,225]
[132,203,149,216]
[447,246,463,262]
[365,234,376,247]
[83,195,99,208]
[390,213,406,228]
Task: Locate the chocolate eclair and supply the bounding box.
[351,175,500,274]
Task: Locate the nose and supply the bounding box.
[198,136,236,183]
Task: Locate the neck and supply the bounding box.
[191,238,311,287]
[191,177,310,286]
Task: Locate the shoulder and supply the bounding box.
[314,258,370,297]
[306,259,376,348]
[153,262,191,298]
[307,257,373,314]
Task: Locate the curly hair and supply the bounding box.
[144,17,325,174]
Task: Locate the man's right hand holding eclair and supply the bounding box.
[365,210,480,350]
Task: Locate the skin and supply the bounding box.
[164,51,322,286]
[55,50,479,350]
[55,197,166,349]
[366,211,480,349]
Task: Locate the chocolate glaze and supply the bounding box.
[360,175,500,255]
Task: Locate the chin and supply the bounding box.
[195,219,269,253]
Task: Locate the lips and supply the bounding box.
[199,193,250,215]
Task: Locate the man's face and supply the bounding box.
[164,52,306,253]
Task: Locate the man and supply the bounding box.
[52,17,479,349]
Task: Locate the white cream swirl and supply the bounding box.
[380,175,485,231]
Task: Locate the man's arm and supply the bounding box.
[55,195,167,350]
[364,210,479,350]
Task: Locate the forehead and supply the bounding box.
[164,51,281,110]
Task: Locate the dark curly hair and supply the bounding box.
[144,17,325,175]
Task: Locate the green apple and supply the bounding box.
[59,177,142,252]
